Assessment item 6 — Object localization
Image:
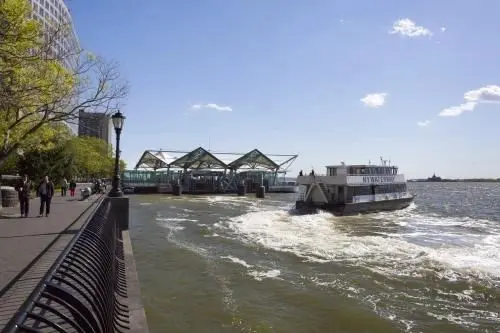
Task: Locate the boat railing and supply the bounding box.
[346,173,399,176]
[352,191,412,203]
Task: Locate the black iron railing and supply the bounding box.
[2,197,130,333]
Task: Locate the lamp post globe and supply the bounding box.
[109,111,126,197]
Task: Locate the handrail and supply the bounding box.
[2,196,130,333]
[346,173,401,176]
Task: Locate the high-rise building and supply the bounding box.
[28,0,80,133]
[78,110,112,144]
[28,0,80,70]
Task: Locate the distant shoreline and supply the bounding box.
[409,179,500,183]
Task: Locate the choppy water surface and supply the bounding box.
[130,183,500,333]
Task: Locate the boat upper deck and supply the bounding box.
[297,162,407,186]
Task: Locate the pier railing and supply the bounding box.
[2,197,131,333]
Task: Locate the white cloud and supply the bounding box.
[440,27,446,32]
[390,18,433,37]
[464,85,500,103]
[360,93,388,108]
[191,103,233,112]
[417,120,431,127]
[439,85,500,117]
[439,102,476,117]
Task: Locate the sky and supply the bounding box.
[68,0,500,179]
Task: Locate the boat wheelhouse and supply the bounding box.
[295,160,414,215]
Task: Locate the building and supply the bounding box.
[28,0,80,132]
[78,110,112,145]
[28,0,80,70]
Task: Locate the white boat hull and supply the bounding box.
[295,195,415,216]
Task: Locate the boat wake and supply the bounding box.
[212,200,500,331]
[151,194,500,331]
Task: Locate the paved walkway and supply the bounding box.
[0,186,101,330]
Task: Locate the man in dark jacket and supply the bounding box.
[15,175,31,218]
[38,175,55,217]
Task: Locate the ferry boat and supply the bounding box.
[295,159,415,215]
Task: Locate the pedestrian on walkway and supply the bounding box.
[69,179,77,197]
[38,175,55,217]
[15,175,31,218]
[60,178,68,196]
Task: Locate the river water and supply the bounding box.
[130,183,500,333]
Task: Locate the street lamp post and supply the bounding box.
[109,111,126,197]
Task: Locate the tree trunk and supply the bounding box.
[0,151,12,169]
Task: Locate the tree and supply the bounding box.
[120,160,127,173]
[66,136,113,178]
[17,135,127,183]
[0,151,18,174]
[0,0,128,167]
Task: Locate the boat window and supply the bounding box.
[351,186,371,196]
[375,184,407,194]
[350,184,407,196]
[328,168,337,176]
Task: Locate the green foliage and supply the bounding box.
[0,0,128,167]
[120,159,127,172]
[65,136,114,178]
[0,0,73,157]
[17,134,126,184]
[0,151,18,174]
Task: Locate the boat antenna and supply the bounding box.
[368,160,371,165]
[208,136,211,152]
[380,156,383,165]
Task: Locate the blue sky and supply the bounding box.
[69,0,500,179]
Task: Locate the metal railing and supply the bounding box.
[2,197,130,333]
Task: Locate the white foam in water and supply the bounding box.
[220,255,282,281]
[247,269,281,281]
[155,217,199,233]
[159,217,198,223]
[204,195,262,211]
[215,206,500,330]
[221,255,253,268]
[218,209,500,281]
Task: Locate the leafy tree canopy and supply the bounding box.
[16,134,127,184]
[0,0,128,167]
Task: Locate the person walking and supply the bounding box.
[69,179,77,197]
[15,175,31,218]
[60,178,68,196]
[38,175,55,217]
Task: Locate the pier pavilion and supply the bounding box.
[122,147,298,194]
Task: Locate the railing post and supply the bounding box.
[108,196,130,230]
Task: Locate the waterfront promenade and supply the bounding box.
[0,186,100,330]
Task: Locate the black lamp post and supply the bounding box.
[109,110,126,197]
